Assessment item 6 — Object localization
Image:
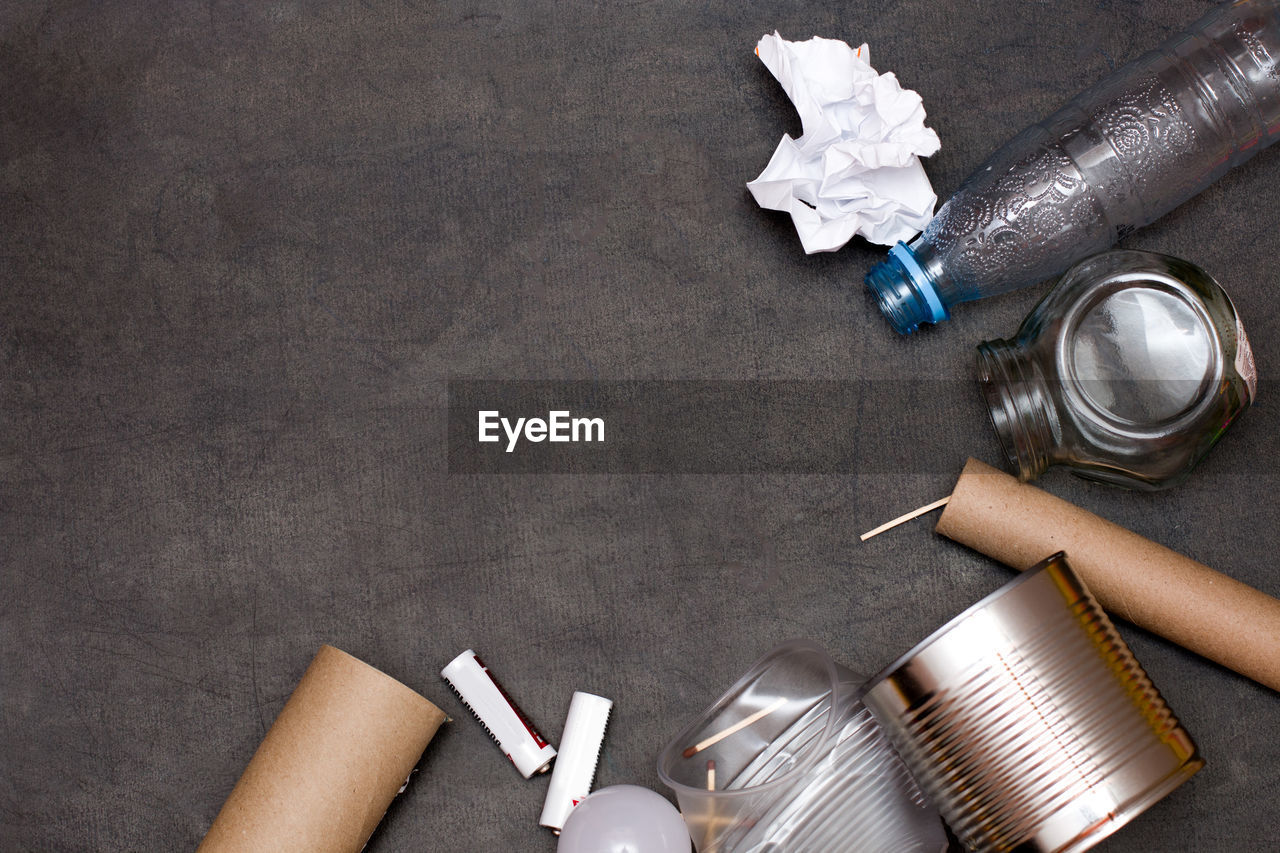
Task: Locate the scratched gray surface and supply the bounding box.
[3,1,1279,850]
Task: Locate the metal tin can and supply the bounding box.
[862,553,1202,853]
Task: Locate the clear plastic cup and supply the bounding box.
[657,640,947,853]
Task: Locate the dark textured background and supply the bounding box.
[3,1,1279,850]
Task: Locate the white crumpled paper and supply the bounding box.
[747,33,941,253]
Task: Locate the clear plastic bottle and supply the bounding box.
[865,0,1280,334]
[978,250,1256,489]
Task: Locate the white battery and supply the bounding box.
[539,691,613,832]
[441,649,557,778]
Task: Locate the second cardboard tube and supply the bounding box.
[937,458,1280,692]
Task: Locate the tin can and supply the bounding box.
[862,553,1202,852]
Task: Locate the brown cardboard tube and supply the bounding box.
[937,458,1280,692]
[198,645,447,853]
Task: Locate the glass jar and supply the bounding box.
[977,250,1256,489]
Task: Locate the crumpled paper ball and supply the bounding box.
[747,33,941,252]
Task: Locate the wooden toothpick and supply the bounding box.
[859,496,951,542]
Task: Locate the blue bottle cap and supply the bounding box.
[865,242,949,334]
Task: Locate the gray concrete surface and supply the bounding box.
[3,1,1278,850]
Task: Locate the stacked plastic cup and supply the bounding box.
[657,640,947,853]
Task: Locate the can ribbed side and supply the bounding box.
[865,557,1202,853]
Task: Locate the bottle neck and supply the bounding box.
[977,341,1059,481]
[864,241,951,334]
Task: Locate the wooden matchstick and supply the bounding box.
[703,759,719,851]
[683,697,787,758]
[859,496,950,541]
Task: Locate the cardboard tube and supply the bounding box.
[198,645,447,853]
[937,458,1280,692]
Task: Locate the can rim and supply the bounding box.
[862,552,1069,692]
